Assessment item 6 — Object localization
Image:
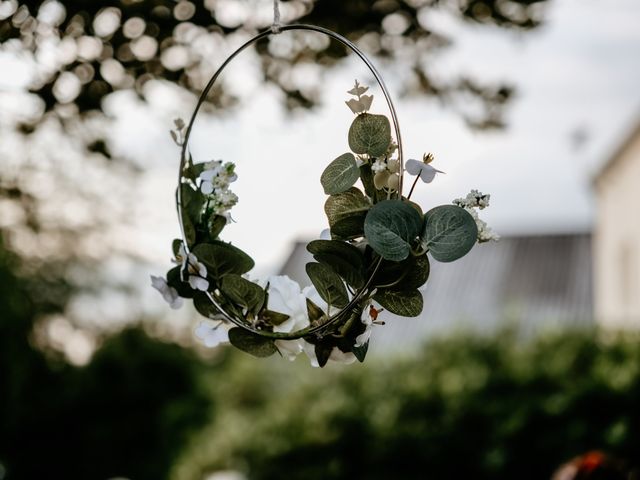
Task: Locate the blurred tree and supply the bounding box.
[0,0,548,150]
[0,235,213,480]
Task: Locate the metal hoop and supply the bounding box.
[177,24,404,340]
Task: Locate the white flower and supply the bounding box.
[453,189,491,210]
[265,275,310,333]
[372,158,387,174]
[255,275,310,361]
[177,245,209,291]
[199,160,223,194]
[320,228,331,240]
[194,319,229,348]
[355,304,385,347]
[405,159,444,183]
[150,275,183,309]
[302,341,357,368]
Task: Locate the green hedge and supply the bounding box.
[182,331,640,480]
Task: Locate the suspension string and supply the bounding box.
[272,0,282,34]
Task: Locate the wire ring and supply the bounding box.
[177,24,404,340]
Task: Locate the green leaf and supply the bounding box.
[172,239,183,257]
[353,341,369,363]
[182,213,196,247]
[208,215,226,239]
[324,187,370,226]
[422,205,478,262]
[180,183,204,225]
[331,215,366,240]
[193,291,221,318]
[307,240,365,289]
[166,266,194,298]
[192,241,254,278]
[320,153,360,195]
[372,254,430,290]
[314,341,334,368]
[221,274,265,316]
[396,254,430,290]
[359,163,377,200]
[373,289,424,317]
[228,328,278,358]
[260,309,290,326]
[364,200,423,261]
[306,262,349,308]
[306,298,325,323]
[348,113,392,158]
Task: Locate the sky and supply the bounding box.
[123,0,640,275]
[3,0,640,278]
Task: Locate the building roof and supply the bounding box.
[279,233,593,354]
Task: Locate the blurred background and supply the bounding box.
[1,0,640,479]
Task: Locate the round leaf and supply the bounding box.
[422,205,478,262]
[364,200,423,261]
[324,187,370,226]
[192,241,254,277]
[228,328,278,358]
[320,153,360,195]
[305,262,349,308]
[348,113,392,158]
[373,289,424,317]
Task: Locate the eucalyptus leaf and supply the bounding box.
[324,187,371,226]
[320,153,360,195]
[172,239,183,257]
[373,289,424,317]
[331,215,366,240]
[228,328,278,358]
[166,266,194,298]
[364,200,423,261]
[306,262,349,308]
[193,291,221,318]
[181,213,196,247]
[396,254,430,290]
[307,240,365,288]
[422,205,478,262]
[192,241,254,278]
[353,341,369,363]
[348,113,392,158]
[314,341,334,368]
[221,274,265,316]
[180,183,204,225]
[208,215,227,240]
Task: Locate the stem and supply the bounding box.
[407,175,420,200]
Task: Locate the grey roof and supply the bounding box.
[279,233,593,354]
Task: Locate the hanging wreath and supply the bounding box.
[151,23,498,368]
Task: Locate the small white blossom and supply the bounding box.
[454,192,499,243]
[454,189,491,210]
[320,228,331,240]
[150,275,183,309]
[372,158,387,174]
[194,319,229,348]
[405,158,444,184]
